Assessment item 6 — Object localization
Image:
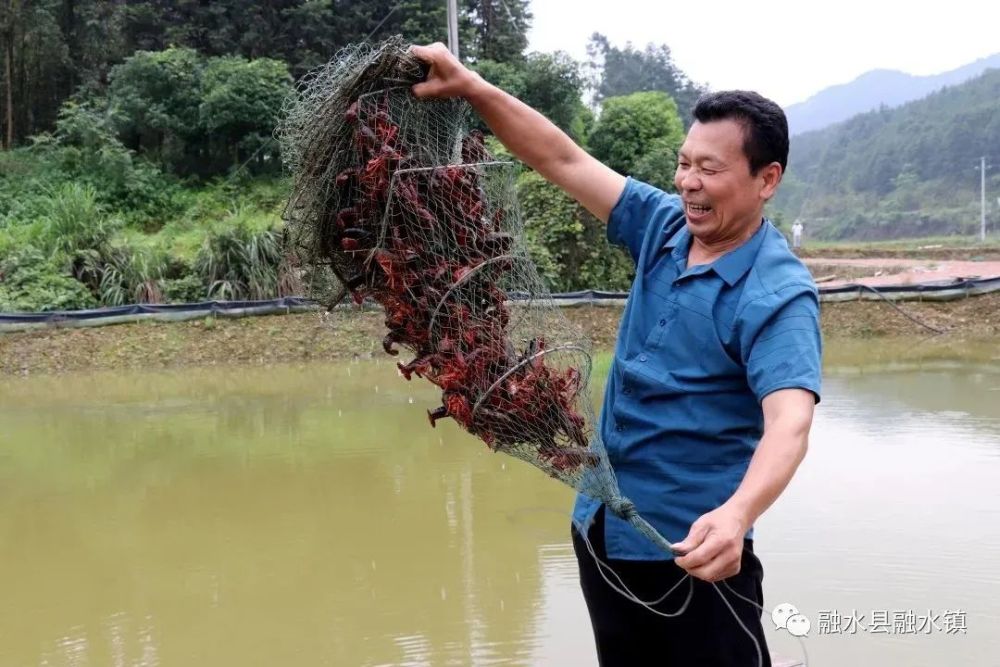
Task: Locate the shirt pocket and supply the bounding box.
[642,290,743,391]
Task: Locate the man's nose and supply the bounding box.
[679,171,702,191]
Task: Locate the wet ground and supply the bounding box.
[803,257,1000,287]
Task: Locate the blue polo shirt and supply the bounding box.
[572,178,822,561]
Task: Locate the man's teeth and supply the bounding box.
[688,204,711,213]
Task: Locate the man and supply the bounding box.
[792,219,804,249]
[411,43,822,667]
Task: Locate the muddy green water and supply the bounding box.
[1,342,998,666]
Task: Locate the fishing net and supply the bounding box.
[277,37,675,556]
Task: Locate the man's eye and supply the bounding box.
[702,169,717,176]
[678,163,690,169]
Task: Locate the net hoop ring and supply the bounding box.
[470,342,593,420]
[426,253,534,343]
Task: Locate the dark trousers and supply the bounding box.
[572,507,771,667]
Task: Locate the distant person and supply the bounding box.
[412,43,821,667]
[791,220,804,249]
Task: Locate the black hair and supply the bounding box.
[692,90,788,175]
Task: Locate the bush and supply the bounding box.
[198,56,292,174]
[0,146,67,225]
[107,48,292,178]
[53,101,182,227]
[91,242,168,306]
[517,171,633,292]
[162,275,208,303]
[195,224,284,300]
[0,248,98,312]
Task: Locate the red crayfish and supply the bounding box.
[325,94,596,476]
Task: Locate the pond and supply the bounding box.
[1,340,998,666]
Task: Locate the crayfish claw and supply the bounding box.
[428,406,449,427]
[382,333,400,356]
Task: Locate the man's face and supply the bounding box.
[674,119,779,245]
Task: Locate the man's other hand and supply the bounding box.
[673,504,749,582]
[410,43,482,100]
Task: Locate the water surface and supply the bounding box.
[1,341,998,666]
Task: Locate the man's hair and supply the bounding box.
[692,90,788,175]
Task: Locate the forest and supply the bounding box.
[1,1,995,311]
[0,0,708,310]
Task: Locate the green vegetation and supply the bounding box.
[588,91,684,192]
[0,111,292,311]
[474,52,591,140]
[6,2,990,312]
[2,1,705,310]
[801,234,1000,251]
[774,69,1000,240]
[517,171,633,291]
[586,33,706,127]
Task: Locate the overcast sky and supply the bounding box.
[526,0,1000,106]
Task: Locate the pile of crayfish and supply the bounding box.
[325,94,596,474]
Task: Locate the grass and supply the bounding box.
[803,233,1000,251]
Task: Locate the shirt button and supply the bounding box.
[659,319,666,326]
[623,387,631,395]
[615,424,624,432]
[639,354,647,362]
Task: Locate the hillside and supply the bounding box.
[785,53,1000,135]
[772,68,1000,241]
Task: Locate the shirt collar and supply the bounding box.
[662,219,770,287]
[664,225,688,251]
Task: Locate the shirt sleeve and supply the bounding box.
[740,284,823,404]
[607,178,675,263]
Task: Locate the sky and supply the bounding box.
[526,0,1000,106]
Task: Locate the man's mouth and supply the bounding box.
[685,202,712,217]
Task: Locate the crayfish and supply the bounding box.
[323,94,596,477]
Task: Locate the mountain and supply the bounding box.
[785,53,1000,135]
[771,69,1000,241]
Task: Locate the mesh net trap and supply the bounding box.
[277,37,677,556]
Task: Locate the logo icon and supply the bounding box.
[773,602,811,637]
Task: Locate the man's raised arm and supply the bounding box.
[410,43,626,224]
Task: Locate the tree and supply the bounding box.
[587,33,705,124]
[632,137,679,193]
[122,0,298,59]
[474,51,587,139]
[588,91,684,182]
[1,0,14,148]
[107,47,203,166]
[0,0,535,150]
[282,0,448,76]
[106,48,292,177]
[462,0,531,63]
[0,0,72,148]
[199,56,293,171]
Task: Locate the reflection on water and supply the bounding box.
[1,340,998,666]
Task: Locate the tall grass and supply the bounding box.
[195,224,292,300]
[33,182,121,256]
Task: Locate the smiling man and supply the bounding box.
[412,43,822,667]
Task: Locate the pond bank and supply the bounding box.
[1,293,998,375]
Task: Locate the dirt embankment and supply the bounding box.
[2,294,998,375]
[802,257,1000,287]
[797,246,1000,261]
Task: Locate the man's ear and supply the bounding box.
[760,161,783,201]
